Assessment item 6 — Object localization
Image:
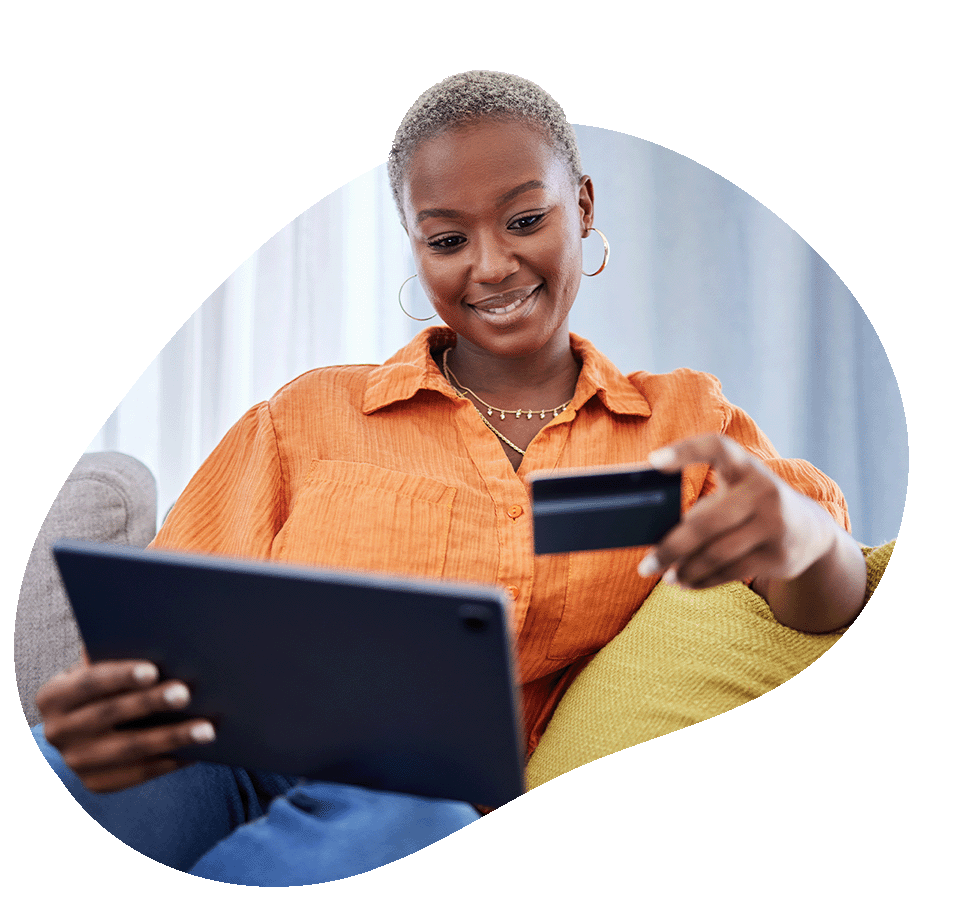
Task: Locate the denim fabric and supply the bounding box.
[190,780,480,886]
[33,725,479,886]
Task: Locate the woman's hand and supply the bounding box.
[35,658,216,793]
[637,433,867,633]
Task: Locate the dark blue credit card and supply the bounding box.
[529,466,682,554]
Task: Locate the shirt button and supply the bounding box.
[505,585,520,601]
[507,504,524,519]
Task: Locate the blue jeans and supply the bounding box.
[32,725,479,886]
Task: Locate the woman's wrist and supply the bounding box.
[754,522,867,633]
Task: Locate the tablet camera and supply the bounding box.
[458,603,491,633]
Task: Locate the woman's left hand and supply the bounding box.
[637,433,835,590]
[637,433,866,632]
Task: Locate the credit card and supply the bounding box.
[529,466,681,554]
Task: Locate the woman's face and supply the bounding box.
[401,117,594,361]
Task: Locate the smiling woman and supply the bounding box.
[32,70,893,887]
[401,117,593,467]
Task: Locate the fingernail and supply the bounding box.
[648,448,675,469]
[133,663,159,685]
[191,722,215,743]
[163,684,190,708]
[663,567,679,586]
[638,552,660,577]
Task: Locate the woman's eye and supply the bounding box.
[509,213,544,231]
[427,235,465,250]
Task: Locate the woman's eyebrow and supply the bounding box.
[414,180,547,225]
[495,179,545,206]
[415,207,460,225]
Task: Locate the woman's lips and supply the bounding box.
[468,285,541,326]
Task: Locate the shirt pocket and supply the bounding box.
[272,460,456,579]
[545,476,699,662]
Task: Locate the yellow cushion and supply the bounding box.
[526,540,895,790]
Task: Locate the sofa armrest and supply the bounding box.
[14,451,157,726]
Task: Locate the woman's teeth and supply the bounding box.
[483,297,526,315]
[471,286,539,317]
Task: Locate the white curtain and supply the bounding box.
[87,126,907,547]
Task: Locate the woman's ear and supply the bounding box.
[578,175,595,233]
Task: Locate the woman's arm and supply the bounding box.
[638,433,867,633]
[749,506,866,633]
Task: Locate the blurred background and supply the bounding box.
[85,125,907,547]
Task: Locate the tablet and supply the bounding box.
[51,539,525,807]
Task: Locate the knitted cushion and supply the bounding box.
[526,540,895,790]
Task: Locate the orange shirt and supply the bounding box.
[152,327,849,756]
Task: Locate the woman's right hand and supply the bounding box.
[35,658,216,793]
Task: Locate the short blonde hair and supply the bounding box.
[388,70,584,226]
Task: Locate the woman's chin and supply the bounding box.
[462,321,572,363]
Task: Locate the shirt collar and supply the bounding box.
[568,332,652,417]
[362,327,458,413]
[362,326,652,418]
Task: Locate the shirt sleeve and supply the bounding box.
[150,401,288,559]
[702,399,851,534]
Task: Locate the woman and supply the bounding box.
[32,71,867,885]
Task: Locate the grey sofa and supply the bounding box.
[15,451,158,726]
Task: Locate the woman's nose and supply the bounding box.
[470,235,518,284]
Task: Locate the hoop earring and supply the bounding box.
[397,274,436,321]
[583,227,610,277]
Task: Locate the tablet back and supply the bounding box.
[51,540,525,808]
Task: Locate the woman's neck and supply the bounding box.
[443,334,580,411]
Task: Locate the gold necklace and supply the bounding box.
[441,348,572,457]
[441,349,571,420]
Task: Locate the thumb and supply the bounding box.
[648,433,753,487]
